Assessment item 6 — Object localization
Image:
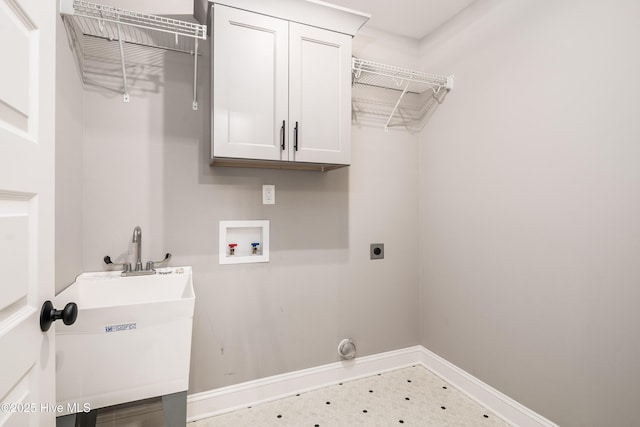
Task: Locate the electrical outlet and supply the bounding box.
[263,185,275,205]
[370,243,384,260]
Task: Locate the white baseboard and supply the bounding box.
[186,346,422,422]
[416,347,558,427]
[186,345,558,426]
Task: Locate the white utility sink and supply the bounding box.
[54,266,195,415]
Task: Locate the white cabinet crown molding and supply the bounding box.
[208,0,370,36]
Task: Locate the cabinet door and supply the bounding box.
[289,23,352,165]
[212,5,288,161]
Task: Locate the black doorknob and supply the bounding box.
[40,300,78,332]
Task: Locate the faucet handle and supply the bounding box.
[146,253,172,271]
[153,253,172,265]
[104,255,131,272]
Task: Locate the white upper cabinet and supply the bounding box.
[288,23,351,166]
[211,1,367,171]
[212,5,288,162]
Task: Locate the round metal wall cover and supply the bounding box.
[337,338,356,360]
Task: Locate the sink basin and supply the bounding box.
[54,266,195,415]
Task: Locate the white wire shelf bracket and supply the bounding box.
[351,58,453,131]
[60,0,206,109]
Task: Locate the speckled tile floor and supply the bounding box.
[191,365,511,426]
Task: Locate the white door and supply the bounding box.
[0,0,57,425]
[212,5,289,162]
[289,23,351,166]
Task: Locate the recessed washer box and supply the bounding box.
[219,220,269,264]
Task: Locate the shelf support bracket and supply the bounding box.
[446,75,455,90]
[384,76,413,132]
[192,38,199,110]
[116,20,129,103]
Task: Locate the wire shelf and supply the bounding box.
[351,58,453,131]
[60,0,206,108]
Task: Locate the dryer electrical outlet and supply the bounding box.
[370,243,384,260]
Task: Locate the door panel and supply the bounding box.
[0,202,29,312]
[289,23,351,165]
[0,0,56,424]
[212,5,288,161]
[0,5,30,132]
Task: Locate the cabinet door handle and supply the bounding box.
[281,120,286,150]
[294,121,299,151]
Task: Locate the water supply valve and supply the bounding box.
[251,242,260,255]
[228,243,238,256]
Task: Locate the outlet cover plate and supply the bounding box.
[263,185,275,204]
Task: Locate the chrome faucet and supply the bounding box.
[103,226,172,276]
[132,226,143,272]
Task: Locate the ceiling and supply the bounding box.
[101,0,475,40]
[327,0,476,40]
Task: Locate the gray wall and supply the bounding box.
[75,28,421,393]
[55,10,84,293]
[418,1,640,426]
[55,0,640,423]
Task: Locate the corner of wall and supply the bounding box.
[55,7,85,293]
